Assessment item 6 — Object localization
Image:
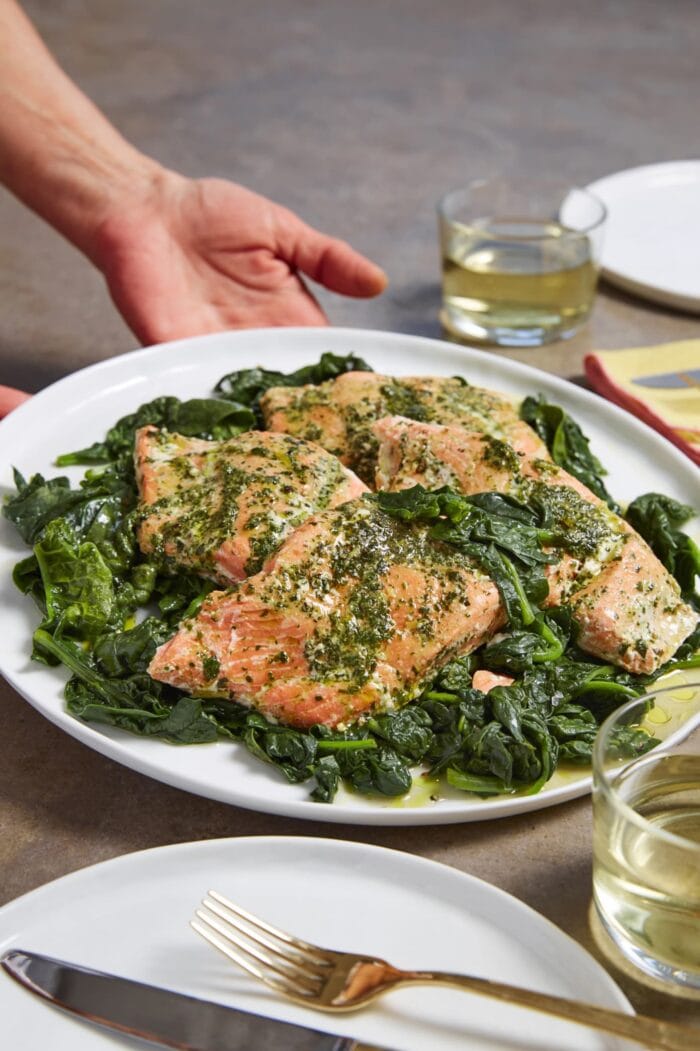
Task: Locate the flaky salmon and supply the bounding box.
[135,427,367,583]
[373,414,606,608]
[472,671,515,694]
[148,499,506,729]
[260,371,524,483]
[372,416,698,674]
[374,416,551,494]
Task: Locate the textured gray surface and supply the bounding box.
[1,0,700,1031]
[3,0,700,390]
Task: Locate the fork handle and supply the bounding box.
[393,970,697,1051]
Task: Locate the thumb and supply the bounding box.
[281,215,387,298]
[0,385,31,419]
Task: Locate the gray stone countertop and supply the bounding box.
[1,0,699,1035]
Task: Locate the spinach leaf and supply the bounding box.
[372,485,462,524]
[93,617,173,677]
[57,396,254,467]
[367,706,433,761]
[335,744,413,797]
[607,725,660,759]
[12,553,44,608]
[446,769,512,795]
[3,466,137,559]
[214,352,372,408]
[200,706,413,801]
[4,469,101,545]
[482,615,567,673]
[33,520,117,644]
[430,655,478,694]
[549,704,599,763]
[375,486,553,571]
[155,573,216,624]
[520,395,618,508]
[242,713,319,784]
[625,493,700,600]
[310,755,342,803]
[67,680,219,743]
[36,628,219,743]
[671,622,700,668]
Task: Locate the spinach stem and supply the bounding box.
[667,656,700,670]
[33,628,110,700]
[571,680,638,700]
[500,551,535,626]
[317,738,377,753]
[532,620,564,663]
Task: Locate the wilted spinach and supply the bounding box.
[56,396,255,468]
[625,493,700,602]
[520,394,617,508]
[3,355,696,804]
[214,351,372,416]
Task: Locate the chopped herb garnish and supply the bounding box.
[4,355,697,804]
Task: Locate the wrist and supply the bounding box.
[76,152,169,267]
[0,0,169,267]
[85,163,188,276]
[47,137,168,266]
[0,90,165,266]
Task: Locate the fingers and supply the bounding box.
[0,385,31,418]
[280,215,387,299]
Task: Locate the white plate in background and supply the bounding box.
[587,160,700,312]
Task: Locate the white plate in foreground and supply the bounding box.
[0,836,633,1050]
[0,327,698,825]
[587,160,700,312]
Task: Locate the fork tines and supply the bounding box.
[191,891,332,1001]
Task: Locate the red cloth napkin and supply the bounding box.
[584,342,700,467]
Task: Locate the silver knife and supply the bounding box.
[1,949,392,1051]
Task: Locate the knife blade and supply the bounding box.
[1,949,393,1051]
[633,368,700,389]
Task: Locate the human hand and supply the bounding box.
[1,4,386,348]
[0,385,30,418]
[91,173,387,345]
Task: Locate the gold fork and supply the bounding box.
[191,891,698,1051]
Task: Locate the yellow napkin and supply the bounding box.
[584,340,700,466]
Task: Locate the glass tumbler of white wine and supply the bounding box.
[437,178,606,346]
[591,681,700,997]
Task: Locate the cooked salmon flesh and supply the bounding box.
[135,426,367,583]
[372,415,698,674]
[260,371,525,483]
[148,498,505,729]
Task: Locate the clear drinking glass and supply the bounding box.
[591,680,700,997]
[437,178,606,347]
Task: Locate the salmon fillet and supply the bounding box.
[148,499,505,729]
[373,413,615,603]
[374,416,551,494]
[372,416,698,674]
[472,671,515,693]
[260,371,524,483]
[571,536,698,673]
[135,426,367,583]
